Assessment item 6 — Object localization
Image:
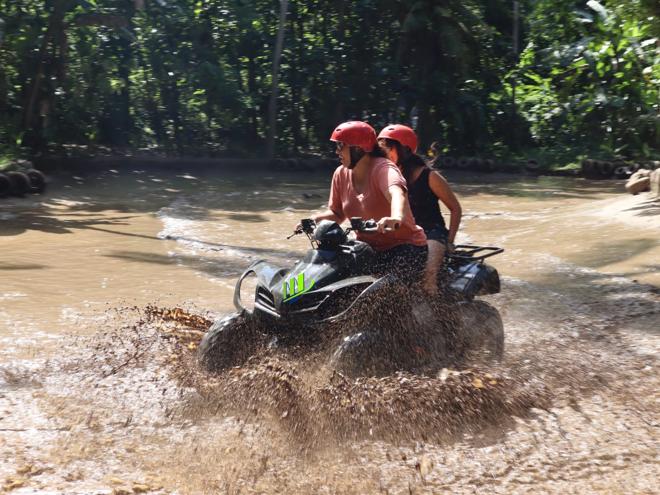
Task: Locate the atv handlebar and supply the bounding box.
[288,218,317,239]
[349,217,378,232]
[290,217,388,239]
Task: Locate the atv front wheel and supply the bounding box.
[330,330,392,377]
[457,300,504,361]
[198,312,264,372]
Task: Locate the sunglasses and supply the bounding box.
[335,141,346,151]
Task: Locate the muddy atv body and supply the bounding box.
[199,218,504,375]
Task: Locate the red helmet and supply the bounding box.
[330,121,377,152]
[377,124,418,153]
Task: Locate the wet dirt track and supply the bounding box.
[0,168,658,494]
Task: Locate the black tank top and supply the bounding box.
[407,168,446,231]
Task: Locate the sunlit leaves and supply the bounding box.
[586,0,609,21]
[512,0,658,155]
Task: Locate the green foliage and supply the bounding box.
[512,0,659,158]
[0,0,656,160]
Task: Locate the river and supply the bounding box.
[0,167,658,494]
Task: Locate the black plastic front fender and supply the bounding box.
[233,260,287,313]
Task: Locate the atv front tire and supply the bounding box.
[330,330,392,377]
[457,300,504,361]
[198,312,263,372]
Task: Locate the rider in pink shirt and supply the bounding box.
[307,121,427,280]
[328,156,426,251]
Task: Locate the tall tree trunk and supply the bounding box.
[246,56,259,142]
[290,4,304,152]
[332,0,346,124]
[22,0,69,132]
[266,0,288,159]
[0,19,6,116]
[114,29,134,146]
[0,17,6,46]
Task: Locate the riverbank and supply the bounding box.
[0,149,594,178]
[3,142,659,180]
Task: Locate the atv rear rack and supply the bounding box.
[449,245,503,263]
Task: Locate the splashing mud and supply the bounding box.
[2,304,551,493]
[7,284,652,494]
[142,306,550,446]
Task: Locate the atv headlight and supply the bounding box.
[238,271,259,313]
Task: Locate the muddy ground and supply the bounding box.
[0,173,658,494]
[1,277,657,494]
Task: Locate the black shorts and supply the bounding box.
[425,225,449,245]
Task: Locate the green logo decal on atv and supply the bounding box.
[282,272,315,302]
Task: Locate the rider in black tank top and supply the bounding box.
[377,124,463,294]
[407,167,449,242]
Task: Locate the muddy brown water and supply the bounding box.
[0,168,658,494]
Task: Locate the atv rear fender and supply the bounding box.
[448,262,500,299]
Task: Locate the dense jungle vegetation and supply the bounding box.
[0,0,658,164]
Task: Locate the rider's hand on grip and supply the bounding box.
[290,218,316,238]
[349,217,377,232]
[377,216,402,233]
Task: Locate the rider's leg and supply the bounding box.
[422,225,449,295]
[422,239,446,295]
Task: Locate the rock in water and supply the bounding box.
[26,169,47,194]
[650,169,660,199]
[0,173,10,197]
[7,171,30,197]
[625,169,651,195]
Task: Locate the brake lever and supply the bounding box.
[286,229,302,240]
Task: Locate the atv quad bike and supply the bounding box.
[198,218,504,375]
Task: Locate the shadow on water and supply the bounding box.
[617,265,660,278]
[0,211,138,237]
[0,208,297,262]
[0,170,329,240]
[0,262,47,270]
[566,238,659,270]
[44,169,331,214]
[448,173,622,200]
[0,211,136,237]
[2,170,627,234]
[104,250,252,278]
[622,198,660,217]
[521,261,659,340]
[222,212,269,222]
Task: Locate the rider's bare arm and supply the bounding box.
[376,185,405,232]
[429,171,462,244]
[312,209,344,224]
